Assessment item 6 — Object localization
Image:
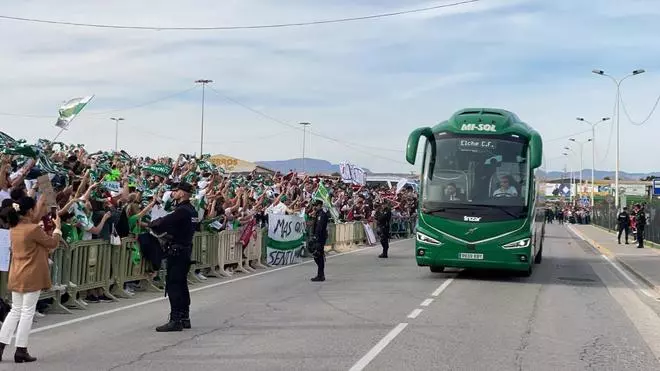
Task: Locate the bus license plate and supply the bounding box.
[459,253,483,260]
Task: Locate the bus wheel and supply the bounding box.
[430,266,445,273]
[534,246,543,264]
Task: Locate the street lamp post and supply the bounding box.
[568,138,593,201]
[110,117,124,151]
[563,152,573,203]
[592,68,645,211]
[195,79,213,157]
[299,122,311,173]
[577,117,611,207]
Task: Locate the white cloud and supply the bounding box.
[0,0,659,174]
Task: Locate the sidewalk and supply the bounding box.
[569,224,660,291]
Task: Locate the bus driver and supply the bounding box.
[493,175,518,197]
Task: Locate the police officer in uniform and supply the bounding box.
[149,182,198,332]
[310,200,329,282]
[375,201,392,258]
[635,204,647,249]
[617,206,630,244]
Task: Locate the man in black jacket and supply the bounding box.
[149,182,198,332]
[634,204,647,249]
[310,200,329,282]
[617,206,630,244]
[375,202,392,258]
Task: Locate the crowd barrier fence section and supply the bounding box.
[0,220,414,307]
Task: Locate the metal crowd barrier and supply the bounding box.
[0,221,403,309]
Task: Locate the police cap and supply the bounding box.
[172,182,194,194]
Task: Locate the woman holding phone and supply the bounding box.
[0,195,61,363]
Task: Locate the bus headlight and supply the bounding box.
[502,238,530,249]
[417,232,442,246]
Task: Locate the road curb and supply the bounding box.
[615,257,659,292]
[567,225,660,293]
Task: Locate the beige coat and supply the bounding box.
[8,223,60,293]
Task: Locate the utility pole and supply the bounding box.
[110,117,124,151]
[299,122,311,173]
[568,138,592,202]
[592,68,645,210]
[195,79,213,157]
[577,117,611,207]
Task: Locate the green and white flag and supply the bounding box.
[312,181,340,222]
[143,163,172,178]
[55,96,94,129]
[266,213,305,266]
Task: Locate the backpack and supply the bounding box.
[115,206,130,238]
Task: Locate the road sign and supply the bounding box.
[653,179,660,196]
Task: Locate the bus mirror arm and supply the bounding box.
[406,127,434,165]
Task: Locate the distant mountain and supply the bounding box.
[540,169,660,181]
[255,158,371,175]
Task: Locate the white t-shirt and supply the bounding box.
[493,186,518,197]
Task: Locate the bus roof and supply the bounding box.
[431,108,538,138]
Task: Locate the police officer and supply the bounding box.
[635,204,647,249]
[617,206,630,244]
[310,200,329,282]
[148,182,198,332]
[375,202,392,258]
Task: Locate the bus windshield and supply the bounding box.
[421,133,530,221]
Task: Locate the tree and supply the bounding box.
[331,172,340,177]
[641,175,658,181]
[603,176,611,180]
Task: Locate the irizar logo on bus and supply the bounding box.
[464,216,482,222]
[460,123,496,132]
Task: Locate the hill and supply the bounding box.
[255,158,371,175]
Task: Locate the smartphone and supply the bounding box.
[50,206,57,219]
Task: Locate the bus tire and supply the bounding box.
[534,246,543,264]
[430,266,445,273]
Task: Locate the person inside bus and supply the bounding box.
[492,175,518,197]
[444,183,463,201]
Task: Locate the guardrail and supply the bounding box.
[0,220,413,308]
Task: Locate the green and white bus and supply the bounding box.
[406,108,545,277]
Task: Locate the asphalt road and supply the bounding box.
[3,224,660,370]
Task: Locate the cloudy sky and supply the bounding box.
[1,0,659,174]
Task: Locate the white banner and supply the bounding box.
[340,162,366,186]
[339,162,353,183]
[266,213,306,266]
[351,166,366,186]
[268,213,305,242]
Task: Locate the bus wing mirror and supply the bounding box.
[529,132,543,169]
[406,127,434,165]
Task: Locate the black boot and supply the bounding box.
[0,342,5,362]
[311,276,325,282]
[181,310,191,329]
[156,314,183,332]
[14,347,36,363]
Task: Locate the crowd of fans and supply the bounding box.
[0,135,418,312]
[545,203,591,224]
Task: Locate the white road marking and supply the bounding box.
[349,323,409,371]
[420,298,434,307]
[407,308,423,319]
[589,256,660,361]
[600,255,656,299]
[432,278,454,297]
[31,239,412,335]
